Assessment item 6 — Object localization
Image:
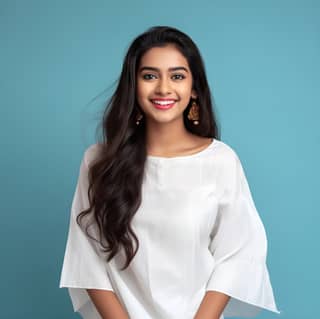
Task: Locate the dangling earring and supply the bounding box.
[136,112,143,125]
[187,99,200,125]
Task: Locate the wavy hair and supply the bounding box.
[77,26,220,270]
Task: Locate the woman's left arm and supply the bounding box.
[193,291,230,319]
[193,149,281,319]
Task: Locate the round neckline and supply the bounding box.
[147,138,216,161]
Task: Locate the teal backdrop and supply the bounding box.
[1,0,319,318]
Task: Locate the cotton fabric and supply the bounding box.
[59,138,281,319]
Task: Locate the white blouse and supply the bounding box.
[59,138,281,319]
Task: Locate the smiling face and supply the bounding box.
[136,44,197,126]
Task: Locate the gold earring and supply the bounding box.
[187,100,200,125]
[136,112,143,125]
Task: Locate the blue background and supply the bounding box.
[1,0,319,318]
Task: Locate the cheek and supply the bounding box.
[136,83,144,102]
[179,86,193,99]
[179,79,193,95]
[136,82,151,111]
[136,80,149,99]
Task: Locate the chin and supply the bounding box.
[150,115,183,125]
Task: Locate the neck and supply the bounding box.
[145,117,194,154]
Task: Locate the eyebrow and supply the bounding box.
[139,66,189,73]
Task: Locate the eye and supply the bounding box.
[172,74,186,80]
[142,73,157,80]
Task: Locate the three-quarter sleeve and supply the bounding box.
[206,151,281,317]
[59,147,114,314]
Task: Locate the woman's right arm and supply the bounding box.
[87,289,130,319]
[59,146,131,317]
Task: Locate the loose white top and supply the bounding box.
[59,139,281,319]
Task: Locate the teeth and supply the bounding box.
[152,100,175,105]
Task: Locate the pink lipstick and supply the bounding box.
[151,99,176,110]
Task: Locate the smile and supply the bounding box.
[150,99,176,109]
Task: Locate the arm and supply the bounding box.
[193,291,230,319]
[86,289,130,319]
[196,151,280,318]
[59,146,132,316]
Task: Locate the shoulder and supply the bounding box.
[211,140,248,197]
[211,139,241,169]
[83,140,242,169]
[83,143,104,167]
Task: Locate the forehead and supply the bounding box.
[139,45,189,69]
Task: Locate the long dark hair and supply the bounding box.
[77,26,220,270]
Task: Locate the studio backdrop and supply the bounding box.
[1,1,319,318]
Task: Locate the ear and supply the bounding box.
[191,89,197,99]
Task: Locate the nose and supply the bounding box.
[155,77,172,95]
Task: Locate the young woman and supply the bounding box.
[59,26,281,319]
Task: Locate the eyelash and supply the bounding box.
[142,74,186,80]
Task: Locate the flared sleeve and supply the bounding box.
[59,146,114,314]
[206,150,281,317]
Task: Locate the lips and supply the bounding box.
[150,99,176,110]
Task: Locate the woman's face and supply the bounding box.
[136,44,197,125]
